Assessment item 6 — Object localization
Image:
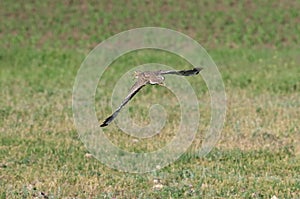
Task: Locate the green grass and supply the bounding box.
[1,0,300,198]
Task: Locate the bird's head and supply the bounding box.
[134,71,143,79]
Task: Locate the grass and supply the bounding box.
[1,0,300,198]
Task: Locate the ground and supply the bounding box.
[1,1,300,198]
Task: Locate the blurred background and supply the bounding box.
[1,1,299,198]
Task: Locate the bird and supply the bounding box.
[100,67,203,127]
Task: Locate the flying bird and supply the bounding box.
[100,67,203,127]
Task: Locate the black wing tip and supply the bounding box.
[100,118,111,127]
[180,67,203,76]
[100,123,108,127]
[194,67,203,73]
[100,114,115,127]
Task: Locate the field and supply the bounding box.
[1,1,300,198]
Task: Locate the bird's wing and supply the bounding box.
[159,67,203,76]
[100,79,148,127]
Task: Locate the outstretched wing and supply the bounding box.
[100,79,148,127]
[159,67,202,76]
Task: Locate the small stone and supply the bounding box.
[85,153,93,158]
[132,139,139,143]
[153,183,163,190]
